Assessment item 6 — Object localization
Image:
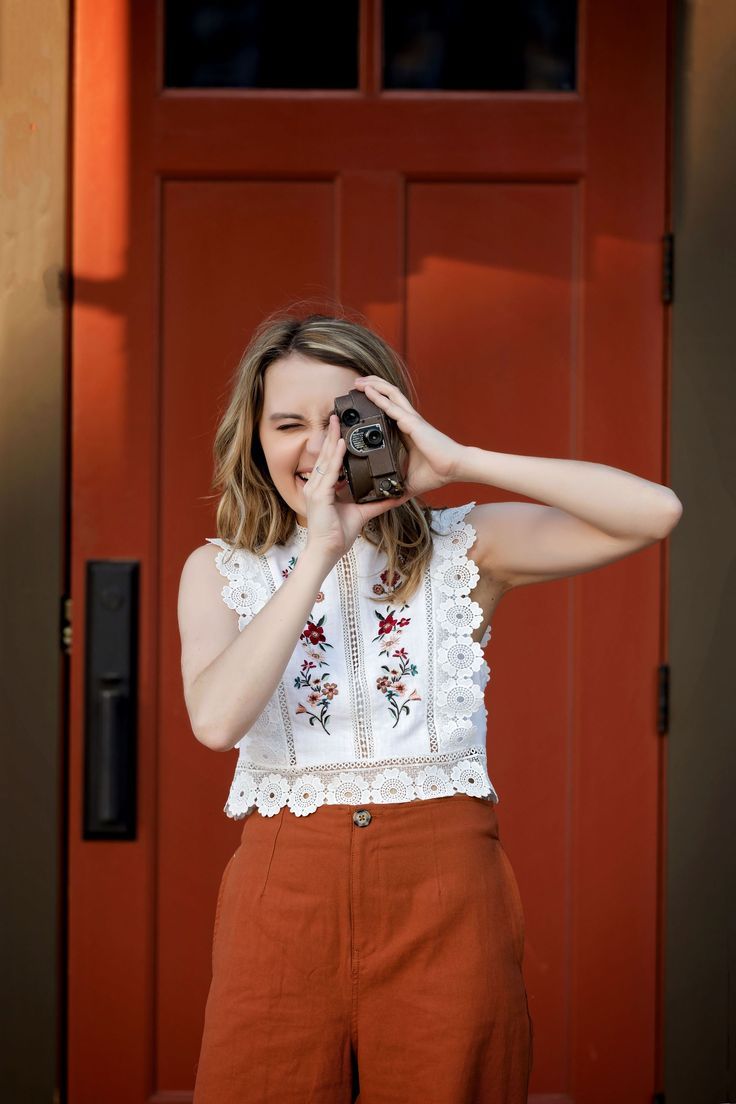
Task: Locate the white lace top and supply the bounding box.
[206,500,499,819]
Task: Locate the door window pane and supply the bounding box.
[383,0,577,91]
[164,0,359,89]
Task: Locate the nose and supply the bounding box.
[309,419,334,452]
[299,423,332,466]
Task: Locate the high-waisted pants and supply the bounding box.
[193,792,533,1103]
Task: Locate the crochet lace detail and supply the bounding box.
[224,750,496,819]
[204,540,272,632]
[205,501,498,818]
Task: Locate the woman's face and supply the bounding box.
[259,351,363,527]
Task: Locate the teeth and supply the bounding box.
[296,471,346,484]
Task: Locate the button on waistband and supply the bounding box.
[353,809,372,827]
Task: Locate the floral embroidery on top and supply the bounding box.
[281,552,336,732]
[370,567,422,729]
[371,566,401,597]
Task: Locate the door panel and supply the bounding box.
[159,179,338,1080]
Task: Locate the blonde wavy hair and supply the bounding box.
[209,303,451,605]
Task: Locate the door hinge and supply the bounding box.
[662,233,674,304]
[60,595,72,655]
[657,664,669,735]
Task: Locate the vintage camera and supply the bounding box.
[332,388,406,503]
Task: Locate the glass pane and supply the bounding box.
[164,0,359,89]
[383,0,577,92]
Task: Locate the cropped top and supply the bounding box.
[206,499,499,819]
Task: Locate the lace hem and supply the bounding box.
[224,750,500,818]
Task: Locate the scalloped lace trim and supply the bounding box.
[224,752,498,818]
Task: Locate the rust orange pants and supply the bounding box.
[193,792,533,1103]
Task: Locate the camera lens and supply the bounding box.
[341,408,361,427]
[365,427,383,448]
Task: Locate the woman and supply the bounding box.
[178,308,682,1103]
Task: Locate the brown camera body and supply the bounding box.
[332,388,405,503]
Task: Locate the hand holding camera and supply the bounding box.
[302,394,408,563]
[351,376,465,496]
[303,381,464,564]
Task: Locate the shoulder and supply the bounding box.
[444,501,517,594]
[178,539,239,610]
[182,537,258,583]
[177,540,245,653]
[178,540,233,611]
[180,539,228,585]
[462,501,538,591]
[428,501,501,584]
[462,501,504,567]
[178,538,260,615]
[180,537,273,622]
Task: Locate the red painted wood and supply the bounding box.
[69,0,671,1100]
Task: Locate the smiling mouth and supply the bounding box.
[295,472,348,490]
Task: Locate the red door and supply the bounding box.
[69,2,671,1100]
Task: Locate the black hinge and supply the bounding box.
[60,595,72,655]
[657,664,669,734]
[662,233,674,304]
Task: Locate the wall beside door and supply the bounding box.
[0,2,70,1103]
[668,1,736,1101]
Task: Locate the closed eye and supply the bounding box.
[277,424,330,431]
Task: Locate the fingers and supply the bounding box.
[328,416,346,477]
[308,414,344,484]
[364,493,411,523]
[353,377,415,416]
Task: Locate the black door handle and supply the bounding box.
[83,561,139,839]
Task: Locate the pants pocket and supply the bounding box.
[524,985,535,1070]
[211,850,238,974]
[495,841,526,968]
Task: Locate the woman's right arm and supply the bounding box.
[177,542,336,752]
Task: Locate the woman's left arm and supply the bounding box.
[454,446,683,589]
[350,375,683,589]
